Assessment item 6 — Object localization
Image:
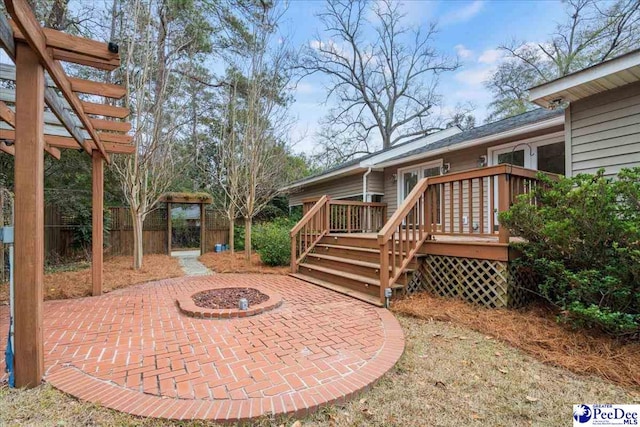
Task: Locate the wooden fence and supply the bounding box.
[43,205,230,260]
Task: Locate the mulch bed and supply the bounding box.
[198,251,288,275]
[192,287,269,309]
[393,292,640,389]
[0,255,184,303]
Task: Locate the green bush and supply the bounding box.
[500,168,640,336]
[234,224,245,251]
[252,217,295,266]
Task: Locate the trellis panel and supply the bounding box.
[414,254,529,308]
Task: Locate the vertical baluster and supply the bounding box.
[458,181,463,234]
[468,178,473,234]
[489,175,495,234]
[449,181,454,234]
[479,177,485,234]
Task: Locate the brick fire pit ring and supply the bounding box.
[176,286,283,319]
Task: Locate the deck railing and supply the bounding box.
[291,197,388,272]
[329,200,387,233]
[377,164,551,303]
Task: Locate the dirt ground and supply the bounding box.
[0,315,636,427]
[198,251,289,275]
[393,292,640,389]
[0,255,184,303]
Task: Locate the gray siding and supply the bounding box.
[570,81,640,176]
[288,171,384,206]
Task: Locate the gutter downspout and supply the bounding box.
[362,166,372,202]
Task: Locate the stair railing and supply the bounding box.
[290,195,330,273]
[378,176,434,304]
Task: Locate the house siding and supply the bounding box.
[381,132,564,223]
[570,81,640,176]
[288,171,384,206]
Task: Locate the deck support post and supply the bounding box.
[379,241,390,306]
[498,174,511,244]
[13,42,45,388]
[91,151,104,296]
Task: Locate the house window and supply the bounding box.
[496,150,525,167]
[537,142,565,175]
[398,160,443,225]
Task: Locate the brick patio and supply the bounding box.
[0,274,404,422]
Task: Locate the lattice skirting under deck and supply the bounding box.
[406,255,533,308]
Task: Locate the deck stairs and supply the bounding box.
[290,233,416,307]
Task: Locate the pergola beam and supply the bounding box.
[0,14,90,155]
[81,101,130,119]
[0,129,135,154]
[6,0,112,162]
[11,21,120,70]
[69,77,126,99]
[0,100,61,159]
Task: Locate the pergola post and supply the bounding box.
[92,151,104,296]
[200,204,206,255]
[13,42,45,388]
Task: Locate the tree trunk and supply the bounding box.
[229,216,235,254]
[132,211,144,270]
[244,217,251,263]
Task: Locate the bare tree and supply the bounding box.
[112,0,211,269]
[298,0,458,156]
[486,0,640,121]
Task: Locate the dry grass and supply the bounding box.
[394,292,640,389]
[198,251,288,275]
[1,316,637,427]
[0,255,183,303]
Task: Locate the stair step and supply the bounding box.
[290,273,383,307]
[307,253,414,273]
[299,263,381,287]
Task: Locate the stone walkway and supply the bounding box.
[171,250,212,276]
[0,275,404,422]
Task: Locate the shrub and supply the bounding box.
[252,217,295,266]
[500,168,640,336]
[234,224,245,251]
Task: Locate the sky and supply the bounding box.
[282,0,567,154]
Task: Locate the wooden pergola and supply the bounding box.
[0,0,133,388]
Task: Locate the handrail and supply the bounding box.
[290,195,329,236]
[290,195,330,273]
[329,200,387,207]
[378,177,430,244]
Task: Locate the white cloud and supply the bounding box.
[478,48,502,64]
[293,82,316,95]
[454,66,494,86]
[454,44,473,59]
[441,1,484,25]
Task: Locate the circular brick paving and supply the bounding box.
[0,274,404,422]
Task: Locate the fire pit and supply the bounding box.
[176,286,282,319]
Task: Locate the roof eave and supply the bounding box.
[373,115,565,169]
[529,49,640,107]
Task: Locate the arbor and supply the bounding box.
[486,0,640,121]
[299,0,458,161]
